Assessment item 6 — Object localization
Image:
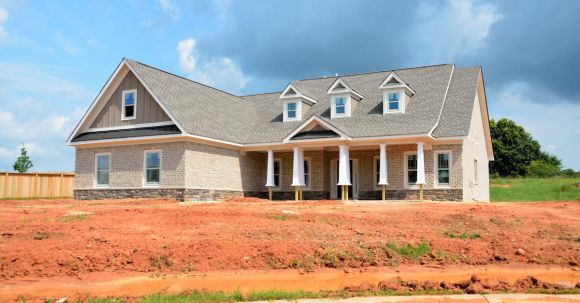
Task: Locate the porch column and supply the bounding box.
[378,144,389,200]
[291,147,304,200]
[265,150,275,200]
[416,142,426,201]
[338,144,351,201]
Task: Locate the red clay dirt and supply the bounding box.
[0,198,578,300]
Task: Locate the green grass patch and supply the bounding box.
[247,289,323,301]
[57,214,89,222]
[267,214,290,221]
[385,242,430,260]
[137,289,243,303]
[443,229,480,239]
[490,177,580,202]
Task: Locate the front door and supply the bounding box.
[330,159,357,200]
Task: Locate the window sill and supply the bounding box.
[94,185,110,189]
[121,116,137,121]
[143,183,160,188]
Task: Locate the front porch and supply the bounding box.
[254,142,463,202]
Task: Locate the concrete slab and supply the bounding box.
[250,294,580,303]
[483,294,580,303]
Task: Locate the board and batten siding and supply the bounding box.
[89,71,171,128]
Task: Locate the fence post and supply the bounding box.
[59,173,64,197]
[35,173,39,197]
[2,172,8,199]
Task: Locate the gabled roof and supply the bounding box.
[71,59,485,146]
[326,78,364,100]
[379,72,416,95]
[279,83,317,105]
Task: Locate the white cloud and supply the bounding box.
[176,36,247,93]
[490,83,580,169]
[158,0,181,21]
[412,0,501,63]
[0,6,8,40]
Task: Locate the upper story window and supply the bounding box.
[144,150,161,186]
[95,153,111,188]
[283,100,301,122]
[388,93,400,111]
[122,89,137,120]
[335,97,346,116]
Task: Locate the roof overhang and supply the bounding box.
[282,115,350,143]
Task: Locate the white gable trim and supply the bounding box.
[326,78,364,100]
[282,116,350,143]
[379,72,416,96]
[66,59,185,144]
[86,121,176,133]
[279,83,317,105]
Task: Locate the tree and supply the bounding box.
[13,146,33,173]
[490,119,541,177]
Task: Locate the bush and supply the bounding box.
[527,160,561,177]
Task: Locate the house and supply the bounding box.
[67,58,493,202]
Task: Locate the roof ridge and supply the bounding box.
[124,58,244,100]
[241,91,282,97]
[294,63,453,82]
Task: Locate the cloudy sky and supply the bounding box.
[0,0,579,171]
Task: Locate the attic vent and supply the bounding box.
[334,82,346,90]
[284,88,297,96]
[387,77,400,84]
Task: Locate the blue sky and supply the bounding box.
[0,0,579,172]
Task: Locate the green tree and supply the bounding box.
[490,118,541,177]
[13,146,33,173]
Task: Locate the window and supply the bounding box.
[144,151,161,186]
[335,97,346,116]
[304,158,311,188]
[373,156,381,189]
[122,89,137,120]
[435,151,451,187]
[388,93,399,111]
[287,102,297,119]
[474,159,478,185]
[405,153,418,187]
[95,153,110,187]
[273,159,281,188]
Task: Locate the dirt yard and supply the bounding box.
[0,198,578,300]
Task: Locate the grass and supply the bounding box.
[443,229,480,239]
[137,289,244,303]
[267,214,290,221]
[490,177,580,202]
[385,242,430,260]
[57,214,89,222]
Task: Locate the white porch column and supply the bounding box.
[298,149,306,186]
[378,144,388,185]
[265,150,275,200]
[416,142,426,185]
[417,142,426,201]
[291,147,305,187]
[265,150,275,187]
[338,145,351,186]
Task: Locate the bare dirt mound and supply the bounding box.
[0,199,578,281]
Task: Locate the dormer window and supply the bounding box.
[388,93,400,111]
[122,89,137,120]
[379,72,415,115]
[327,78,363,119]
[287,102,297,119]
[334,97,346,116]
[280,83,316,122]
[283,100,301,121]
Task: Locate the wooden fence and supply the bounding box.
[0,172,74,199]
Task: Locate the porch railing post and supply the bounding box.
[416,142,426,201]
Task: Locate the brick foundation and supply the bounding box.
[358,189,463,201]
[75,188,461,202]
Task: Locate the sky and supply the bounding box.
[0,0,579,172]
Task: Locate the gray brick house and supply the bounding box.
[68,58,493,202]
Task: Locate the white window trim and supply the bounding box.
[383,89,406,114]
[303,157,311,190]
[122,89,137,120]
[373,155,381,190]
[283,99,301,122]
[434,150,452,188]
[143,150,162,187]
[272,158,282,191]
[94,152,111,188]
[331,94,351,118]
[404,151,419,189]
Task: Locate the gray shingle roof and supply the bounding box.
[125,59,480,144]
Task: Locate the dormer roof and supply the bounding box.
[326,78,364,100]
[280,83,317,105]
[379,72,416,95]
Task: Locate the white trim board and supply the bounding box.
[86,121,175,133]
